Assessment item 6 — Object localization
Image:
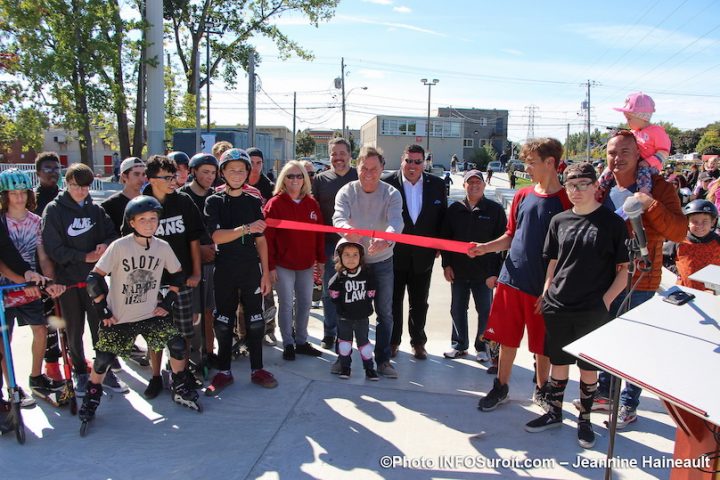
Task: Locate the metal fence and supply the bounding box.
[0,163,104,191]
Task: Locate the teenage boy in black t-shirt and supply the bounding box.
[204,148,276,395]
[524,163,629,449]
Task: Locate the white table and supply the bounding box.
[689,264,720,295]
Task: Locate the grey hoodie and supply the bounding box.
[42,190,117,284]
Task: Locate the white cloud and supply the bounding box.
[393,6,412,13]
[500,48,523,56]
[335,14,445,37]
[566,23,717,52]
[363,0,393,4]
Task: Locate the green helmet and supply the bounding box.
[0,169,33,192]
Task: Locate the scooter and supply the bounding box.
[0,282,29,444]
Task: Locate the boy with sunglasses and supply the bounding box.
[524,163,629,449]
[122,155,204,398]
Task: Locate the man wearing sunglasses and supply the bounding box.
[382,144,447,360]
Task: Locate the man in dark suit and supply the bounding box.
[382,144,447,359]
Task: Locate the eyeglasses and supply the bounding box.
[41,166,61,173]
[565,181,594,192]
[151,175,178,182]
[286,173,304,180]
[405,158,424,165]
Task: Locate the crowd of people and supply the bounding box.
[0,92,718,446]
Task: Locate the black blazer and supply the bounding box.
[382,170,447,273]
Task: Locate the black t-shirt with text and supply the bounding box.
[542,206,629,313]
[204,191,264,264]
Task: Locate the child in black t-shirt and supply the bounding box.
[524,163,629,449]
[203,148,276,395]
[327,239,379,380]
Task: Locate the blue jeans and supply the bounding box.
[321,241,339,338]
[598,289,656,409]
[275,266,314,347]
[450,279,493,352]
[366,257,394,366]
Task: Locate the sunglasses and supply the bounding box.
[41,166,61,173]
[405,158,424,165]
[286,173,304,180]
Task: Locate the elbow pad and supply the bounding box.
[87,271,109,299]
[167,270,186,289]
[159,290,178,314]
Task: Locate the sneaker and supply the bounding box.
[378,362,398,379]
[44,362,63,382]
[205,372,234,396]
[110,357,122,373]
[320,336,336,350]
[18,388,36,408]
[616,405,638,429]
[339,367,351,379]
[29,374,65,392]
[443,348,467,359]
[365,368,379,381]
[251,369,278,389]
[330,358,343,375]
[102,370,129,393]
[525,412,562,432]
[478,378,509,412]
[476,350,490,363]
[263,333,277,346]
[532,383,550,412]
[74,373,89,397]
[144,376,164,399]
[577,421,596,448]
[283,345,296,361]
[0,398,10,413]
[572,394,611,412]
[295,342,322,357]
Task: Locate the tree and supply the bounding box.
[468,144,497,170]
[674,128,704,154]
[295,129,315,157]
[696,128,720,156]
[164,0,339,95]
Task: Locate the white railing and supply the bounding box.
[0,163,104,190]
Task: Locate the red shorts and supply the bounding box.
[484,282,546,355]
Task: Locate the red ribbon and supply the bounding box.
[265,218,473,255]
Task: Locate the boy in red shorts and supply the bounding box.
[470,138,571,412]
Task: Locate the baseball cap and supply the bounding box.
[613,92,655,114]
[698,172,711,182]
[564,162,597,182]
[120,157,145,174]
[463,169,484,182]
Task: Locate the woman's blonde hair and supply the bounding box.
[273,160,311,197]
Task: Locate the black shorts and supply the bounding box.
[5,300,46,336]
[95,316,180,357]
[543,309,609,370]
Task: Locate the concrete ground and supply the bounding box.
[0,172,678,479]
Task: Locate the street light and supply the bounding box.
[421,78,439,154]
[343,86,367,138]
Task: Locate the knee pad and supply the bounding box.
[213,311,236,337]
[247,316,265,340]
[338,340,352,357]
[166,336,186,360]
[359,342,374,361]
[93,351,116,374]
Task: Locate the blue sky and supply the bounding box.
[209,0,720,142]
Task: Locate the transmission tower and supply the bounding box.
[525,105,538,140]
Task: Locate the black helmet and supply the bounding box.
[189,153,219,171]
[167,151,190,166]
[219,148,251,172]
[683,199,718,220]
[125,195,163,224]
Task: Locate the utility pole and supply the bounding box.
[194,49,201,153]
[566,123,570,160]
[292,92,297,160]
[582,79,598,162]
[525,104,538,141]
[341,57,346,138]
[205,22,224,135]
[145,0,164,156]
[248,51,256,147]
[421,78,439,155]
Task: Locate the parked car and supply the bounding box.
[487,161,503,172]
[507,160,525,172]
